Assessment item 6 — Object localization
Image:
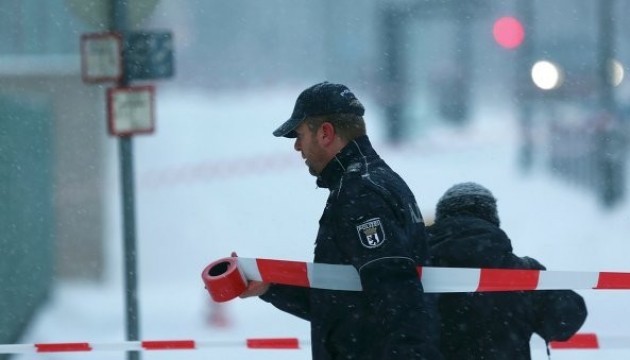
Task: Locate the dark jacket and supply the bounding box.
[427,216,587,360]
[261,135,442,360]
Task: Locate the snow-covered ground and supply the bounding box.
[14,85,630,360]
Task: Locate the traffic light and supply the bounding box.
[493,16,524,50]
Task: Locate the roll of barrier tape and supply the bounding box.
[201,257,248,302]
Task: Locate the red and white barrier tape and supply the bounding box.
[0,338,306,354]
[0,334,626,354]
[140,153,300,187]
[549,333,627,350]
[202,257,630,302]
[139,137,501,187]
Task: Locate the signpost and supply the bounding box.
[82,31,174,83]
[81,32,123,83]
[77,1,174,359]
[124,31,175,80]
[107,86,155,136]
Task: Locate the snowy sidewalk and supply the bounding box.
[15,88,630,360]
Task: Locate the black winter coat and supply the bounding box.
[427,216,587,360]
[260,135,442,360]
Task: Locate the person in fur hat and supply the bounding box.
[427,182,587,360]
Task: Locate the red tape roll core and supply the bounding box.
[201,257,247,302]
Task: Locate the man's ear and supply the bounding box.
[319,122,336,146]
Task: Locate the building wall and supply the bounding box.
[0,57,107,281]
[0,89,55,355]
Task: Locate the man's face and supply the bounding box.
[293,121,328,176]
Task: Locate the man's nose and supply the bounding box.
[294,139,300,151]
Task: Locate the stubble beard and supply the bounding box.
[306,160,318,177]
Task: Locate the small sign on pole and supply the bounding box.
[81,32,123,83]
[123,31,175,81]
[107,85,155,136]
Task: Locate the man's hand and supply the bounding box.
[240,280,270,298]
[231,251,270,297]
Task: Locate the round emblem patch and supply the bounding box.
[356,218,386,249]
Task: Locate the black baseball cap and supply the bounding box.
[273,81,365,138]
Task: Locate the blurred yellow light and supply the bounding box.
[531,60,562,90]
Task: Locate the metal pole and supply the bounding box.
[598,0,615,111]
[119,137,139,360]
[597,0,619,208]
[452,2,473,126]
[110,1,141,359]
[380,5,406,144]
[516,0,535,172]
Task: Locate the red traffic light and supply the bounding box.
[493,16,524,50]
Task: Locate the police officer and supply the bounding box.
[235,82,442,360]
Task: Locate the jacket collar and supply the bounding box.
[316,135,377,189]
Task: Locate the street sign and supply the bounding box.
[81,32,123,83]
[65,0,159,30]
[107,85,155,136]
[123,31,175,81]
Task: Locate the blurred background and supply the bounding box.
[1,0,629,359]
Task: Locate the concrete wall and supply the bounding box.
[0,55,107,280]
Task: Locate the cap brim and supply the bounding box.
[272,117,302,138]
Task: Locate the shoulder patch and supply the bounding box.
[356,218,386,249]
[346,162,361,173]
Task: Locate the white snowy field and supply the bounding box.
[13,85,630,360]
